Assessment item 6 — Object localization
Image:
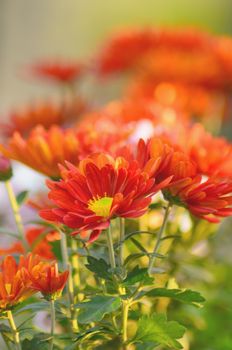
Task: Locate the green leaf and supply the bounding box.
[136,342,158,350]
[134,314,186,349]
[145,288,205,306]
[77,295,121,324]
[20,328,37,341]
[130,237,148,253]
[85,256,112,280]
[16,190,29,206]
[50,240,62,261]
[16,301,49,314]
[122,266,154,286]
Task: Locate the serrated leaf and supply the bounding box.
[146,288,205,306]
[77,295,121,324]
[122,266,154,286]
[85,256,112,280]
[136,342,158,350]
[16,190,29,206]
[20,328,37,341]
[134,314,186,349]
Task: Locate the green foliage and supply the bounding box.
[77,295,121,324]
[134,313,186,349]
[122,265,154,286]
[16,190,29,206]
[85,256,113,280]
[138,288,205,306]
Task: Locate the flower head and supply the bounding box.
[0,155,12,181]
[40,152,171,241]
[163,177,232,223]
[29,60,85,84]
[0,99,86,138]
[0,126,80,178]
[95,27,210,76]
[0,255,35,311]
[28,261,69,300]
[183,124,232,179]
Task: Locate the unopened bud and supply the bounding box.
[0,155,13,181]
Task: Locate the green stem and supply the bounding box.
[148,203,171,274]
[7,310,21,350]
[5,181,29,251]
[122,301,129,349]
[49,299,56,350]
[106,224,116,269]
[60,231,79,332]
[70,239,81,299]
[119,218,125,268]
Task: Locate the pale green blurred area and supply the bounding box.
[1,0,232,112]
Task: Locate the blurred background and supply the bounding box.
[1,0,232,110]
[1,1,232,349]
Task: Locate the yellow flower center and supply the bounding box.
[88,196,113,218]
[5,283,11,295]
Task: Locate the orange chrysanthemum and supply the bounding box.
[28,260,69,300]
[0,126,80,178]
[95,27,210,76]
[0,227,60,260]
[138,138,232,222]
[127,80,226,121]
[40,152,172,241]
[0,99,86,138]
[29,60,85,83]
[0,124,132,178]
[0,255,35,311]
[182,124,232,179]
[163,177,232,223]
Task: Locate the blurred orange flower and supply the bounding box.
[183,124,232,179]
[0,99,86,138]
[95,27,210,76]
[0,126,80,178]
[29,60,85,84]
[0,227,60,260]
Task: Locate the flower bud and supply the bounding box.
[0,155,13,181]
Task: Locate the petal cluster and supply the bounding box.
[40,152,172,240]
[0,254,68,311]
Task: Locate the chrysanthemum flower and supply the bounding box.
[40,153,172,241]
[28,260,68,300]
[138,137,232,222]
[0,255,35,311]
[0,227,60,260]
[0,126,80,178]
[127,80,226,121]
[183,124,232,179]
[163,177,232,223]
[0,99,86,138]
[28,60,85,84]
[95,27,210,76]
